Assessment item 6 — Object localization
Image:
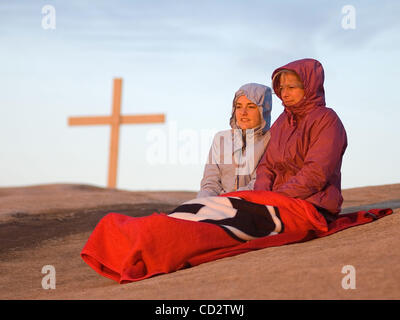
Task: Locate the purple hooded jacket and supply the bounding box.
[254,58,347,215]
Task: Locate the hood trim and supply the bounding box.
[229,83,272,136]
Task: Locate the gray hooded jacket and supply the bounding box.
[197,83,272,198]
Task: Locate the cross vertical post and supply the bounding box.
[108,78,122,188]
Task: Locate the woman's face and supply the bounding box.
[235,95,261,130]
[279,73,305,107]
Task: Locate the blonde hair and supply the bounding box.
[272,69,303,90]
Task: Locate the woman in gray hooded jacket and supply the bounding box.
[197,83,272,198]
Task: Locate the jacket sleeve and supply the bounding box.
[197,143,224,198]
[274,112,347,199]
[239,130,271,191]
[237,170,256,191]
[237,179,255,191]
[253,149,275,191]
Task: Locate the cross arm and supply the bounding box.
[68,116,112,126]
[121,114,165,124]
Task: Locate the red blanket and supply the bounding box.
[80,191,393,284]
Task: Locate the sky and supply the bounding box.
[1,0,399,191]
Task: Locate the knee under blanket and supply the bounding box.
[80,191,393,284]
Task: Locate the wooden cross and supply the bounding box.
[68,78,165,188]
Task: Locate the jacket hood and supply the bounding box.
[229,83,272,135]
[271,58,326,122]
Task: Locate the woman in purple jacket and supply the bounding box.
[254,58,347,221]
